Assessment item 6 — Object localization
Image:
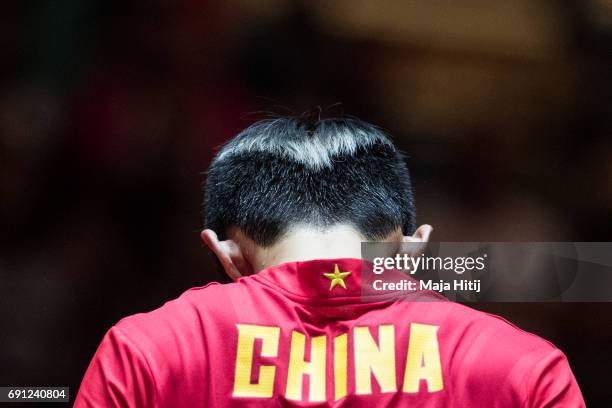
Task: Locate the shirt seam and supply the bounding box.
[112,325,160,408]
[520,348,560,408]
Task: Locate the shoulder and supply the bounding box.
[445,302,558,355]
[436,303,580,403]
[398,301,561,376]
[451,304,584,406]
[112,280,249,351]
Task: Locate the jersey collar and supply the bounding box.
[247,258,444,303]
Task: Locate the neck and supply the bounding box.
[250,225,402,272]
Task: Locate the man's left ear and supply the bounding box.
[399,225,433,260]
[404,224,433,242]
[200,229,253,281]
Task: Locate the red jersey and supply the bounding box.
[75,258,584,407]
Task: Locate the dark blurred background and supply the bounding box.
[1,0,611,406]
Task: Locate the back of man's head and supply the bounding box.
[203,116,416,247]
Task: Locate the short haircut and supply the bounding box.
[203,116,416,246]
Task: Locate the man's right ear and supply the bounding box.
[200,229,252,281]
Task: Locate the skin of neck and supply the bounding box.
[230,224,404,273]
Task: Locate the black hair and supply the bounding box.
[203,116,416,246]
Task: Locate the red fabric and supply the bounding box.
[75,258,584,407]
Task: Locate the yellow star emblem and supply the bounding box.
[323,264,351,290]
